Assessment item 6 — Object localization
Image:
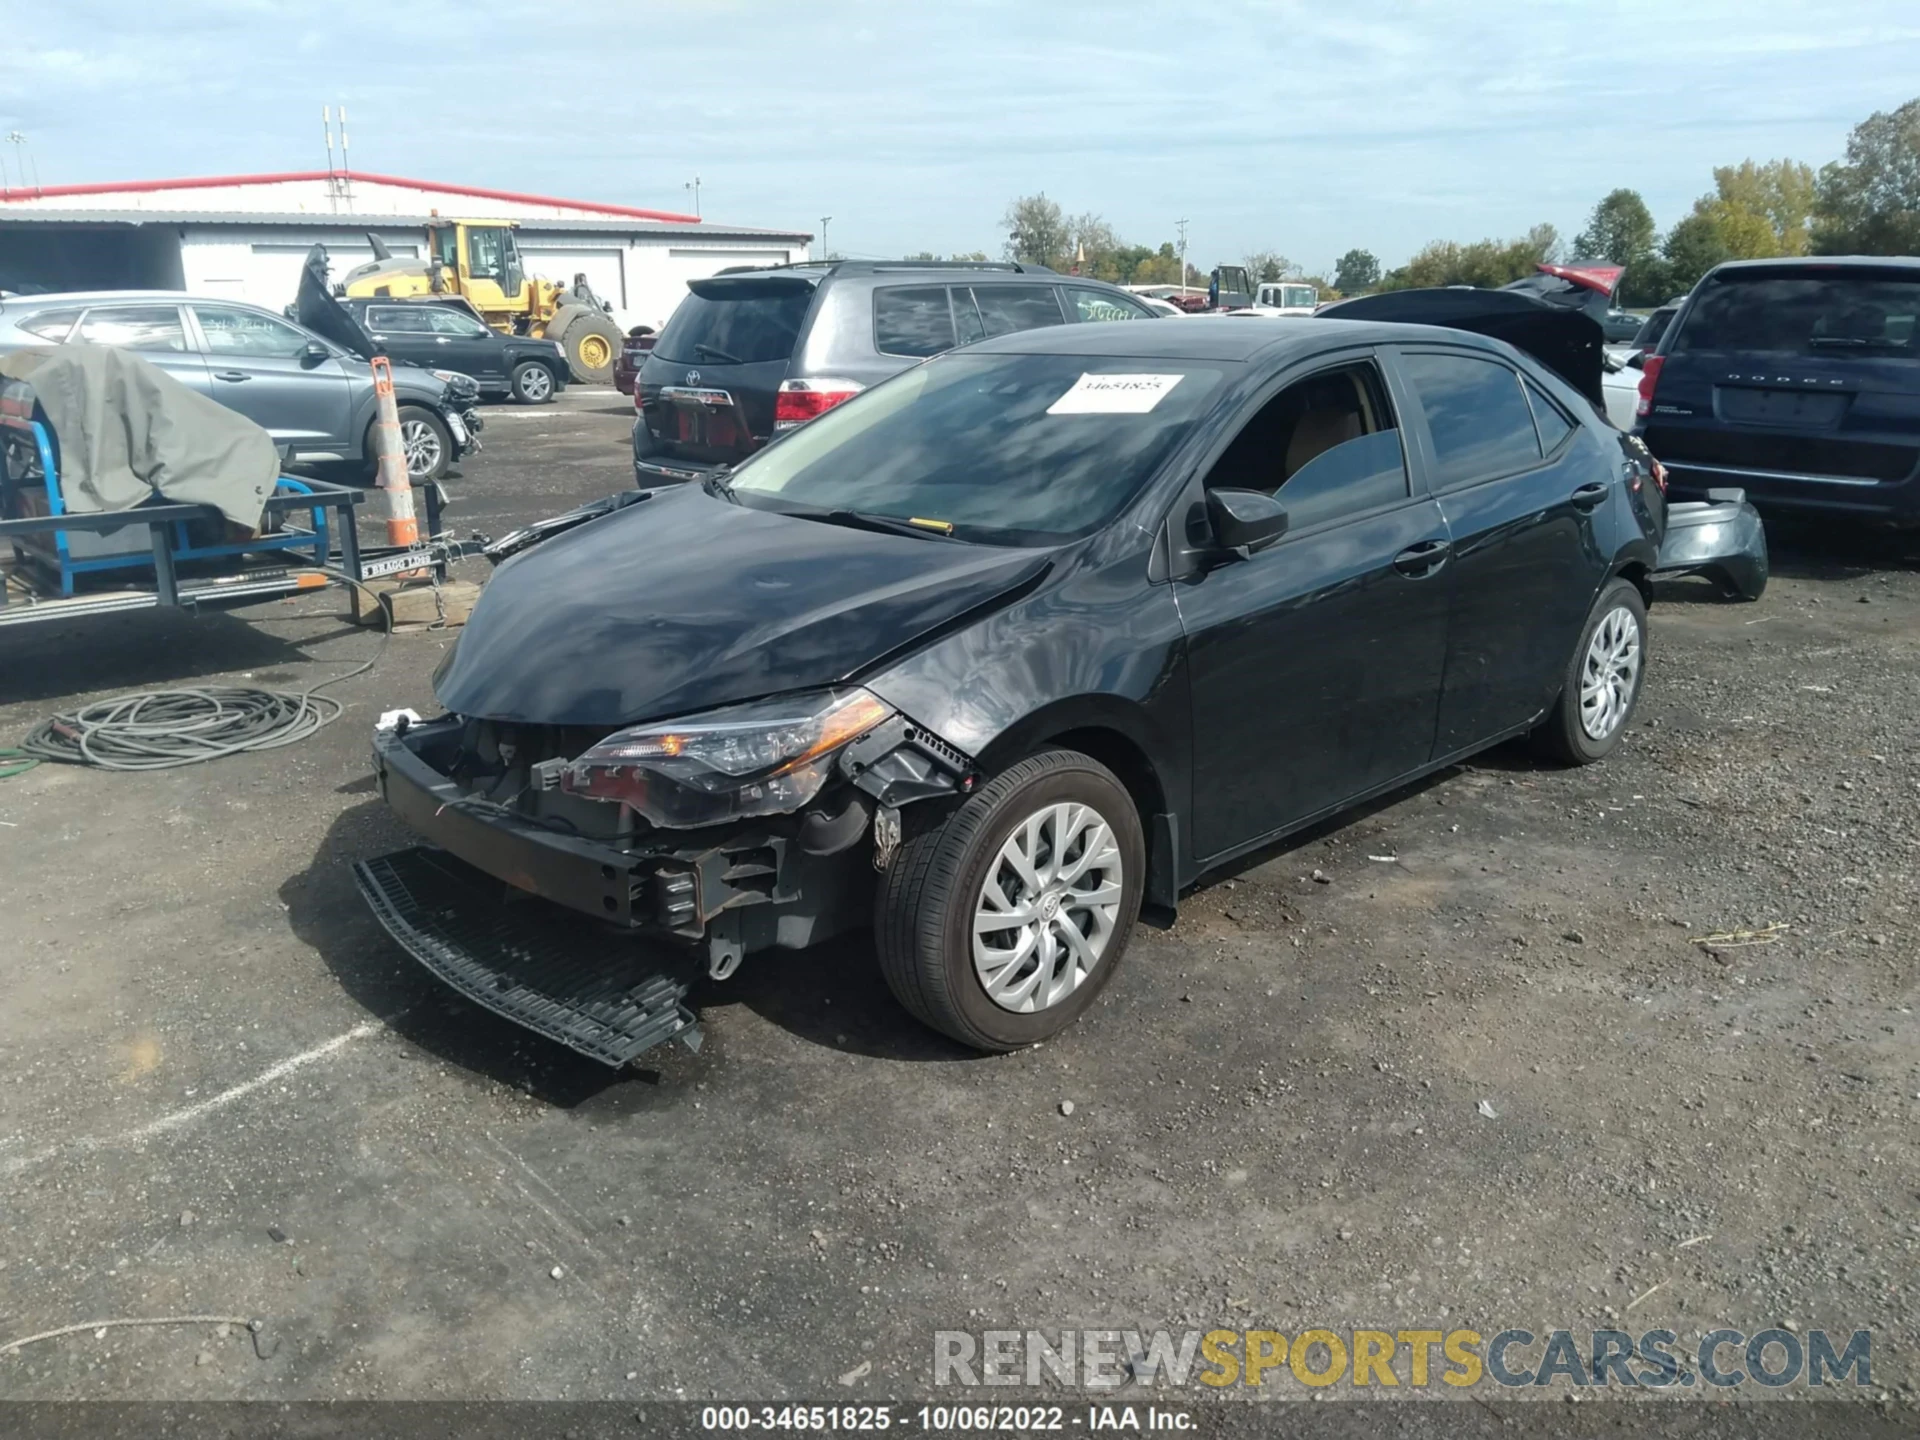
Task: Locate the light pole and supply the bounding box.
[1175,217,1189,296]
[684,177,702,220]
[819,216,832,262]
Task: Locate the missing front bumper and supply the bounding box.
[353,846,701,1067]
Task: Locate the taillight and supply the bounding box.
[775,378,864,431]
[1635,354,1664,420]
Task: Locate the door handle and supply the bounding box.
[1569,481,1609,510]
[1393,539,1451,577]
[213,370,250,382]
[435,337,452,345]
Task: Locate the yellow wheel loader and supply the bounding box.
[339,220,625,384]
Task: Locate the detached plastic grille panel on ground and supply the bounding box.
[353,846,700,1066]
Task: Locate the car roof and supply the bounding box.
[0,289,284,310]
[1707,255,1920,277]
[965,314,1504,363]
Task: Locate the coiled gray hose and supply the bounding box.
[18,566,393,772]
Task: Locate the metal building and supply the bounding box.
[0,170,813,331]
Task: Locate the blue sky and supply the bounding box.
[4,0,1917,272]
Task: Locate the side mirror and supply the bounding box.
[300,341,331,368]
[1625,351,1646,371]
[1205,487,1289,557]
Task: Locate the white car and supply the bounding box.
[1599,351,1643,429]
[1226,281,1321,317]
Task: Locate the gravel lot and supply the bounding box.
[1,390,1915,1417]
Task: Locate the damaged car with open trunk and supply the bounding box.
[356,315,1671,1066]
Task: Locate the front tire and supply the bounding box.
[1538,577,1648,765]
[510,360,557,404]
[554,314,621,384]
[875,750,1144,1051]
[395,405,452,482]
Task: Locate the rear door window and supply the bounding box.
[1064,286,1151,322]
[1524,380,1576,454]
[1674,271,1920,356]
[1399,351,1543,491]
[366,306,431,333]
[874,286,958,358]
[652,284,813,365]
[77,305,187,352]
[969,284,1066,338]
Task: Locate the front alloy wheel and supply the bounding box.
[875,749,1144,1051]
[973,801,1125,1013]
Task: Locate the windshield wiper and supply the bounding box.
[701,472,738,503]
[811,508,957,541]
[692,342,743,364]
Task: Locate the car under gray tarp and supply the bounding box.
[0,343,278,530]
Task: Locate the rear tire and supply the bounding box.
[1537,578,1647,765]
[874,750,1144,1052]
[553,313,621,384]
[510,360,557,404]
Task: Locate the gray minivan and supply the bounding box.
[632,261,1159,482]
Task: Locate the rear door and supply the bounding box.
[638,275,815,467]
[189,304,354,452]
[73,304,211,394]
[422,305,506,386]
[1644,265,1920,504]
[361,305,440,371]
[1393,346,1609,751]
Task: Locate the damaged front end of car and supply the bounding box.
[354,687,977,1065]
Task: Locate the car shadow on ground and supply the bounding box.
[280,801,972,1109]
[0,606,319,706]
[1766,515,1920,580]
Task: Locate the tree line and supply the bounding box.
[1372,95,1918,304]
[968,94,1916,306]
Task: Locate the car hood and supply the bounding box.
[297,246,379,361]
[1321,281,1607,410]
[433,482,1053,728]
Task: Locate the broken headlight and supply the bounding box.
[561,688,893,828]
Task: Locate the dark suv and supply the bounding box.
[343,298,568,405]
[631,261,1160,483]
[1636,258,1920,520]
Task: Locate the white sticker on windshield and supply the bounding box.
[1046,372,1185,415]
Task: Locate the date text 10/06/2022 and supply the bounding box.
[699,1406,1193,1431]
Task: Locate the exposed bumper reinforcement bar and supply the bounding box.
[353,846,702,1067]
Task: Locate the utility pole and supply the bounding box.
[1175,218,1189,296]
[5,132,37,193]
[685,177,702,220]
[819,216,832,261]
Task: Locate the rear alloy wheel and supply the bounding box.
[395,405,451,482]
[875,750,1144,1051]
[1538,577,1647,764]
[510,361,556,404]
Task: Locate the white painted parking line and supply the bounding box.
[0,1015,398,1178]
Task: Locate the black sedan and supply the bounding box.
[341,298,567,404]
[357,317,1665,1061]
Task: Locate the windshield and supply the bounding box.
[726,352,1228,544]
[1282,285,1317,309]
[1674,271,1919,356]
